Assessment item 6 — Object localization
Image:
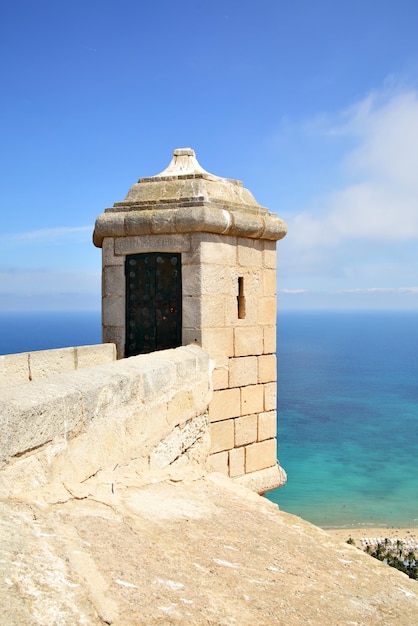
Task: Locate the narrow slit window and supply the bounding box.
[237,276,246,319]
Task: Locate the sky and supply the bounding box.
[1,0,418,311]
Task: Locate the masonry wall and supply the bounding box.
[0,345,212,496]
[193,235,278,481]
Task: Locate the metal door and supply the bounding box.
[125,253,182,356]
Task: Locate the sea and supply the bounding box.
[267,310,418,530]
[1,309,417,530]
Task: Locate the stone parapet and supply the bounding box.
[0,344,117,388]
[0,345,212,495]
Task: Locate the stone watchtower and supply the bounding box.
[93,149,287,493]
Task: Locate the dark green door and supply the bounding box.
[125,253,182,356]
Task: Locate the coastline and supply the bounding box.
[326,526,418,547]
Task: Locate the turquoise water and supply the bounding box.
[267,311,418,529]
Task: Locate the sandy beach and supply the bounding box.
[326,527,418,550]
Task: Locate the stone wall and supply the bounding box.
[0,344,212,497]
[0,343,116,388]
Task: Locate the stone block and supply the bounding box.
[264,382,277,411]
[209,388,241,423]
[241,385,264,415]
[175,205,231,235]
[102,326,125,359]
[102,238,123,266]
[201,327,234,358]
[263,241,277,269]
[151,209,177,234]
[234,414,257,447]
[167,390,194,427]
[237,240,263,268]
[141,357,177,399]
[234,326,263,357]
[124,211,152,236]
[210,420,234,454]
[201,296,226,328]
[263,270,276,297]
[0,353,30,387]
[245,439,277,473]
[102,296,125,327]
[229,356,257,388]
[258,411,277,441]
[182,265,201,297]
[191,380,212,412]
[258,354,277,384]
[257,298,277,325]
[29,347,76,381]
[263,326,276,354]
[229,446,245,477]
[182,295,201,328]
[199,237,237,266]
[75,344,117,369]
[200,264,230,295]
[232,213,264,239]
[209,450,229,474]
[211,364,229,390]
[0,379,85,465]
[182,327,203,346]
[152,343,209,382]
[103,265,125,298]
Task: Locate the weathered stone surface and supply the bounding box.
[263,324,277,353]
[0,345,212,485]
[150,414,209,469]
[257,353,277,383]
[257,296,277,325]
[208,450,228,474]
[209,387,241,423]
[229,356,258,388]
[245,438,277,473]
[264,381,277,411]
[0,351,29,385]
[210,420,235,454]
[0,344,116,388]
[234,414,258,447]
[229,446,245,477]
[1,470,417,626]
[241,383,264,415]
[258,410,277,441]
[93,149,287,247]
[234,325,264,356]
[75,344,116,369]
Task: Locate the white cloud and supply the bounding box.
[288,88,418,249]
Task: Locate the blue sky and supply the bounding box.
[1,0,418,311]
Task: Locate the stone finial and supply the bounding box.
[154,148,220,179]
